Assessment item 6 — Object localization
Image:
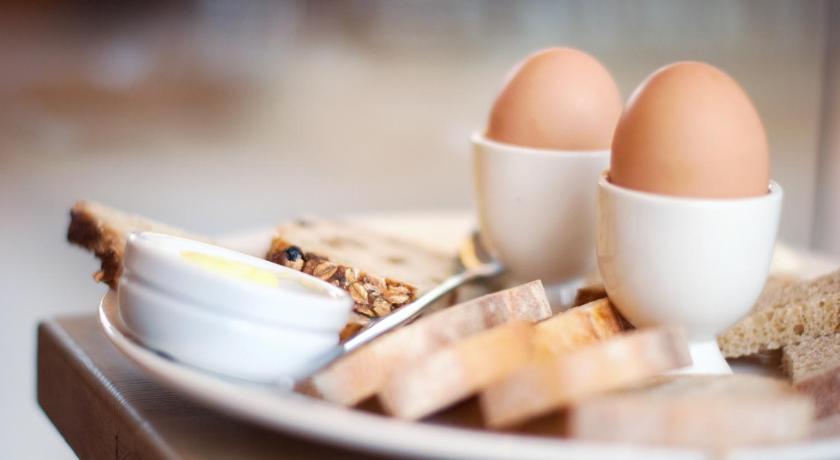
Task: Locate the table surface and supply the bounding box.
[36,314,404,460]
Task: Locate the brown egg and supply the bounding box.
[610,61,769,198]
[486,48,623,151]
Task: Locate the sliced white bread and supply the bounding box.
[378,298,627,420]
[782,333,840,418]
[306,281,552,406]
[379,321,535,420]
[568,374,814,448]
[480,328,690,429]
[718,271,839,358]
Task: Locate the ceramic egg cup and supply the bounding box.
[472,133,609,305]
[597,174,783,374]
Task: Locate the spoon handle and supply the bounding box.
[341,262,502,355]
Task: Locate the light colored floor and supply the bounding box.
[0,1,831,458]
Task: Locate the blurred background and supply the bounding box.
[1,0,838,457]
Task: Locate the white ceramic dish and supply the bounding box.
[597,175,783,374]
[118,276,339,382]
[472,133,609,285]
[123,232,353,332]
[98,218,840,460]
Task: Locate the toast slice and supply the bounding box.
[782,333,840,418]
[533,298,626,357]
[480,328,690,429]
[377,298,627,420]
[718,271,838,358]
[67,201,212,288]
[305,281,552,406]
[67,202,456,338]
[379,321,535,420]
[568,374,813,448]
[266,218,456,335]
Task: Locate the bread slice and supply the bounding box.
[572,283,607,307]
[266,218,456,335]
[377,298,627,420]
[480,328,690,429]
[306,281,552,406]
[533,298,626,357]
[67,201,212,288]
[782,333,840,418]
[379,321,535,420]
[718,271,838,358]
[67,202,456,338]
[568,374,813,448]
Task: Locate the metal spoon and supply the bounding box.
[341,230,503,354]
[302,231,503,375]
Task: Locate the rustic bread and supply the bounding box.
[532,298,626,357]
[67,201,211,288]
[379,321,535,420]
[782,333,840,418]
[377,298,627,420]
[480,328,690,428]
[569,374,813,448]
[266,218,456,335]
[68,202,456,338]
[718,271,839,358]
[306,281,552,406]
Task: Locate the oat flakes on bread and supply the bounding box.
[304,281,552,407]
[782,333,840,418]
[266,218,456,336]
[718,271,839,358]
[569,374,813,448]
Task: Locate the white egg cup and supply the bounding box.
[596,173,783,374]
[472,133,610,294]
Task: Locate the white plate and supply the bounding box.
[97,214,840,460]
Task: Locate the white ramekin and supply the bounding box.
[597,173,783,373]
[124,232,353,332]
[118,276,340,382]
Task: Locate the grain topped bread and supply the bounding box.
[67,201,456,339]
[67,201,212,288]
[266,218,455,332]
[782,333,840,418]
[718,271,839,358]
[569,374,813,448]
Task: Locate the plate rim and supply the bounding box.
[99,291,840,460]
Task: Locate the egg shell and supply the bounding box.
[486,47,623,151]
[610,61,769,198]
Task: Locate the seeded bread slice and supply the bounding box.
[304,281,552,406]
[67,202,456,339]
[377,299,627,420]
[67,201,212,288]
[782,333,840,418]
[480,328,690,429]
[568,374,813,448]
[718,271,839,358]
[266,219,456,336]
